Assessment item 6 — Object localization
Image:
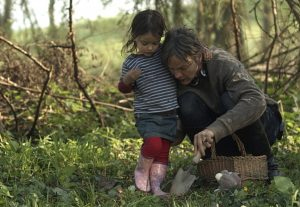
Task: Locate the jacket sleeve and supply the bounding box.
[207,59,266,143]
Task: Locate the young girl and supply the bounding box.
[118,9,178,196]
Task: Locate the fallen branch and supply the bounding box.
[0,78,133,112]
[0,36,50,72]
[0,35,52,138]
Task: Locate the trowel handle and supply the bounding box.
[192,151,202,164]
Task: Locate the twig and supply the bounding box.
[264,37,277,94]
[0,36,50,72]
[0,35,52,138]
[230,0,241,61]
[0,77,133,112]
[264,0,280,94]
[251,1,273,39]
[279,70,300,95]
[246,45,300,68]
[26,69,52,138]
[0,89,18,132]
[67,0,104,126]
[285,0,300,24]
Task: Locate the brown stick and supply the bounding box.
[0,36,50,72]
[27,70,52,137]
[0,77,133,112]
[245,45,300,67]
[0,89,18,132]
[264,0,279,94]
[279,70,300,95]
[230,0,241,61]
[67,0,104,126]
[0,35,52,138]
[285,0,300,24]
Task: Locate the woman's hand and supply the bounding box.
[122,68,142,85]
[193,129,214,158]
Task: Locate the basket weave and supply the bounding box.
[197,134,268,181]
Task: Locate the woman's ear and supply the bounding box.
[203,50,213,61]
[186,56,193,63]
[195,54,202,65]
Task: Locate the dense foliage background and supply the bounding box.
[0,0,299,206]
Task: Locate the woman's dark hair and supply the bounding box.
[122,9,167,54]
[161,27,208,66]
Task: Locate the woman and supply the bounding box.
[161,27,283,180]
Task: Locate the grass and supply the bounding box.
[2,8,300,206]
[0,104,299,206]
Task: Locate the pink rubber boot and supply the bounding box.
[134,154,153,192]
[150,163,168,196]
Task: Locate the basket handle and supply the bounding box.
[211,133,246,158]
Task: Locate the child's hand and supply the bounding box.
[122,68,142,85]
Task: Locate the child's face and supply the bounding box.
[135,32,161,56]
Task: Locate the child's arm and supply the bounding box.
[118,68,141,93]
[118,81,133,93]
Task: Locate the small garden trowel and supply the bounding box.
[170,152,202,196]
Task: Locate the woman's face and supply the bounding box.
[167,55,200,85]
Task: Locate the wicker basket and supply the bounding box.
[197,134,268,181]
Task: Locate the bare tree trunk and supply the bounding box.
[155,0,171,28]
[214,4,233,50]
[230,0,241,61]
[0,0,13,38]
[262,0,273,49]
[264,0,279,94]
[48,0,58,39]
[173,0,183,26]
[20,0,43,40]
[195,0,204,40]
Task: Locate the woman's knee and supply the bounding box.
[178,92,198,115]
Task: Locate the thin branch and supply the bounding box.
[246,45,300,68]
[279,70,300,95]
[26,70,52,138]
[0,35,53,138]
[250,1,273,39]
[0,36,50,72]
[0,89,18,132]
[230,0,241,61]
[0,77,133,112]
[264,0,279,94]
[264,38,276,94]
[67,0,104,126]
[285,0,300,24]
[48,44,72,49]
[271,0,280,39]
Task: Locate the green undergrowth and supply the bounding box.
[0,82,299,207]
[0,108,299,206]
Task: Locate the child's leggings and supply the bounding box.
[141,137,171,165]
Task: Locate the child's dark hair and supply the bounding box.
[122,9,167,54]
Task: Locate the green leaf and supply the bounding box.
[0,182,13,198]
[274,176,295,194]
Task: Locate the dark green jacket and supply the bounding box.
[178,47,277,143]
